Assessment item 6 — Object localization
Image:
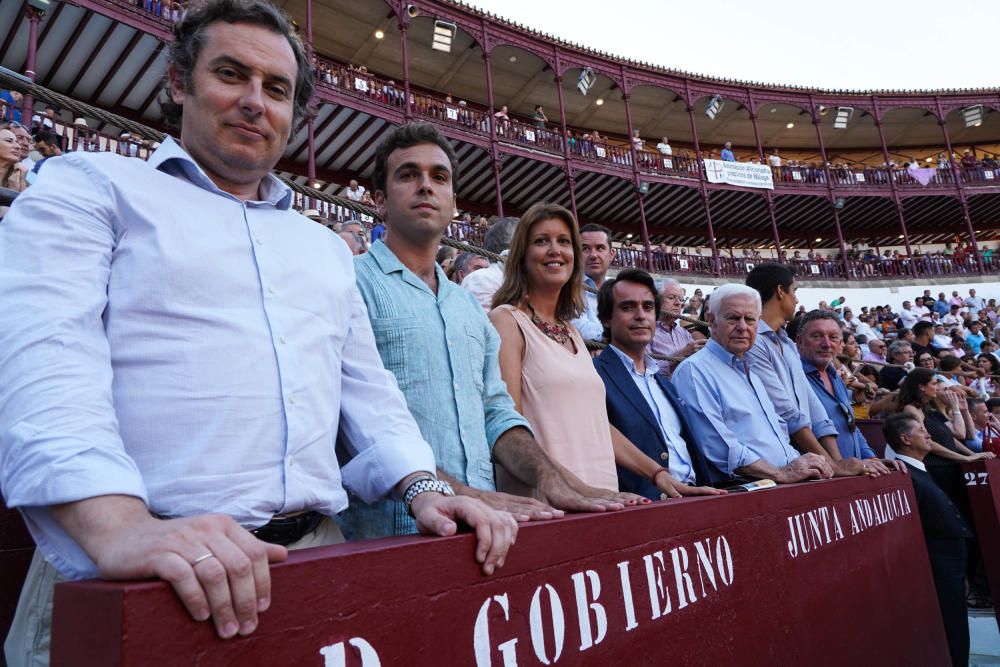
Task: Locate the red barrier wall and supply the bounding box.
[857,418,887,458]
[0,499,33,667]
[49,474,949,667]
[963,458,1000,632]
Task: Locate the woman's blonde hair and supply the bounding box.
[491,202,585,322]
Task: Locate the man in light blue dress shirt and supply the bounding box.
[672,284,833,485]
[0,3,515,660]
[745,264,885,477]
[341,122,641,542]
[570,223,615,341]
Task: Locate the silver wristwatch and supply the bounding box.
[403,475,455,516]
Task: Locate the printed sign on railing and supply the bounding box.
[703,159,774,190]
[50,477,948,666]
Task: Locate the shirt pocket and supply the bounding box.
[369,317,427,392]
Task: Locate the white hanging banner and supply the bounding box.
[703,159,774,190]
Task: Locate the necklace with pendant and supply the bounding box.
[527,303,572,345]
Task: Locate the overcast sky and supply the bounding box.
[467,0,997,91]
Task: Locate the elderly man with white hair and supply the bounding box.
[672,284,834,485]
[649,278,705,377]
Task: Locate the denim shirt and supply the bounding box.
[339,240,531,539]
[801,360,876,460]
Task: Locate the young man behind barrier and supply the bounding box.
[745,264,886,478]
[0,4,515,664]
[339,122,644,542]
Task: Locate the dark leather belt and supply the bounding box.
[251,511,324,546]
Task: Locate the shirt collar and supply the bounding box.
[800,358,833,378]
[756,318,789,343]
[582,275,597,290]
[367,239,449,296]
[146,137,292,209]
[706,338,750,370]
[609,344,657,378]
[895,454,927,472]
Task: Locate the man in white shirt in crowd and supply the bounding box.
[0,3,514,663]
[965,288,985,317]
[343,178,366,201]
[570,223,616,341]
[656,137,672,156]
[942,304,964,332]
[462,216,518,311]
[912,296,931,321]
[898,300,920,330]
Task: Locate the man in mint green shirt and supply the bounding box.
[338,123,641,541]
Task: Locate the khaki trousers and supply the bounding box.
[4,518,344,667]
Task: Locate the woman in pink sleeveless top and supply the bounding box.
[488,203,693,498]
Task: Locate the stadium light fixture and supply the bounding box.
[705,95,724,120]
[27,0,52,9]
[833,107,854,129]
[373,29,384,39]
[577,68,597,96]
[595,98,604,106]
[431,20,457,53]
[815,237,822,243]
[786,122,794,129]
[962,105,983,128]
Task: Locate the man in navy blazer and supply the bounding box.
[594,269,720,500]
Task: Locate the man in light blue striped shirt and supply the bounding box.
[745,263,884,477]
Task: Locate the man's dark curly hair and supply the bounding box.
[161,0,314,129]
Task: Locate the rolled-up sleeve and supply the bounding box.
[672,364,759,479]
[805,384,838,439]
[337,286,436,503]
[856,431,876,460]
[0,155,148,510]
[0,156,149,578]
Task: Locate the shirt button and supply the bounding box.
[288,396,296,405]
[660,452,669,461]
[267,286,276,295]
[660,493,668,501]
[255,237,263,245]
[279,336,287,344]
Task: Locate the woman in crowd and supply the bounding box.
[0,127,27,193]
[894,369,991,468]
[971,353,1000,398]
[916,351,937,370]
[489,202,719,499]
[0,127,27,221]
